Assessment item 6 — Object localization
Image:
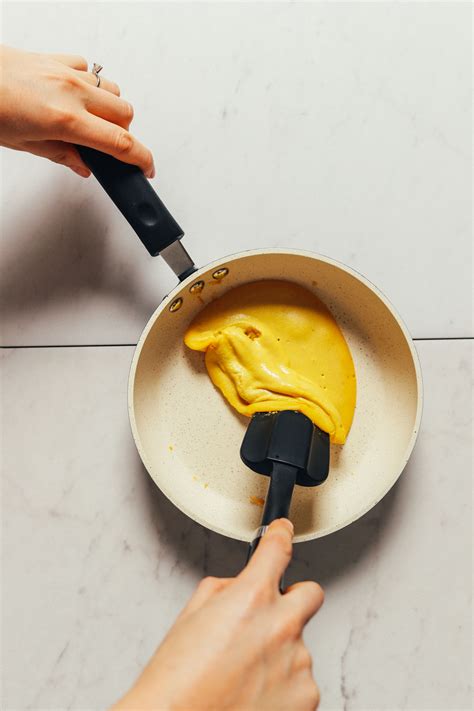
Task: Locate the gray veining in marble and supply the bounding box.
[1,2,472,710]
[1,2,472,346]
[1,340,472,710]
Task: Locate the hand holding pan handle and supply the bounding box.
[76,146,196,281]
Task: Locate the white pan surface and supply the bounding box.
[129,249,422,542]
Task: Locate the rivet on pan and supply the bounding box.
[189,280,205,294]
[212,267,229,281]
[169,297,183,313]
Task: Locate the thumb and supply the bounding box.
[241,518,294,590]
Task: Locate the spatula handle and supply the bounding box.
[247,462,297,563]
[261,462,298,526]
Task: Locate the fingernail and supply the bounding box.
[71,166,90,178]
[278,519,294,534]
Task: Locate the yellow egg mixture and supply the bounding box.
[184,280,356,444]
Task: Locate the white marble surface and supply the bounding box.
[1,2,472,346]
[1,340,472,711]
[1,3,473,710]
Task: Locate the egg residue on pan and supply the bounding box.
[184,280,356,444]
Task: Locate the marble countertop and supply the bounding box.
[1,3,472,710]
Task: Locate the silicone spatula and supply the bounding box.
[241,410,330,559]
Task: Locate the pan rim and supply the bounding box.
[128,247,423,542]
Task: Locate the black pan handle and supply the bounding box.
[77,146,184,257]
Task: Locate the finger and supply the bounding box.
[291,642,313,673]
[63,112,155,177]
[83,86,134,129]
[242,519,294,589]
[181,577,234,618]
[78,70,121,96]
[283,581,324,626]
[23,139,91,177]
[295,674,320,711]
[48,53,88,71]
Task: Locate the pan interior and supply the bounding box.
[131,251,421,542]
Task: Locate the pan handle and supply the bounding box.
[76,146,196,280]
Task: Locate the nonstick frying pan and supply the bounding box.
[79,147,423,543]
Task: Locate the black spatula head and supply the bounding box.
[241,410,331,568]
[241,410,330,486]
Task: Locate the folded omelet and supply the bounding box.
[184,280,356,444]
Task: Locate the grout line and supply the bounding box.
[0,343,138,349]
[413,337,473,342]
[0,337,473,350]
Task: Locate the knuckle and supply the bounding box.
[44,70,66,87]
[77,56,88,69]
[307,680,320,710]
[114,130,134,155]
[274,615,301,642]
[124,101,134,122]
[313,581,324,598]
[52,107,76,132]
[62,72,80,89]
[144,151,154,172]
[295,646,312,671]
[111,81,121,96]
[310,582,325,606]
[299,581,325,606]
[197,576,219,594]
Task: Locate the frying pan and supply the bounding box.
[79,147,423,543]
